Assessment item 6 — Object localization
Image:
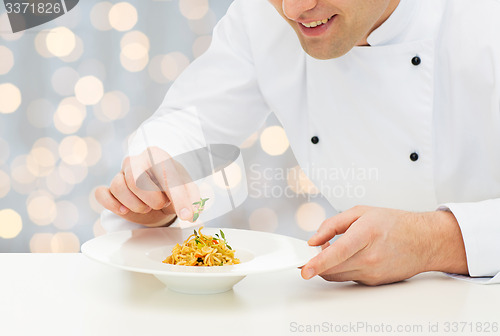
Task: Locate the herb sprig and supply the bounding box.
[192,197,209,221]
[193,229,204,248]
[192,227,232,250]
[215,229,232,250]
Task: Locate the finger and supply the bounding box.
[183,179,202,217]
[298,242,330,270]
[308,205,369,246]
[109,172,151,214]
[320,271,360,282]
[157,158,199,221]
[95,186,129,215]
[302,224,368,279]
[123,164,170,210]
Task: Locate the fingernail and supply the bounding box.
[303,268,316,280]
[308,234,319,245]
[119,206,128,214]
[179,208,191,220]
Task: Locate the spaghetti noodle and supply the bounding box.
[163,227,240,266]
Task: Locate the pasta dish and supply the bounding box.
[163,227,240,266]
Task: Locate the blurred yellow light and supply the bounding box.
[192,35,212,58]
[45,170,73,196]
[295,202,326,232]
[46,26,76,57]
[0,83,22,114]
[160,52,190,81]
[59,136,88,165]
[83,137,102,167]
[0,209,22,239]
[60,35,84,63]
[249,208,278,232]
[94,91,130,121]
[58,162,88,185]
[260,126,290,156]
[0,13,24,41]
[90,2,113,31]
[74,76,104,105]
[0,170,10,198]
[122,42,148,60]
[93,219,106,237]
[54,97,87,134]
[0,46,14,75]
[287,165,320,195]
[26,147,56,177]
[34,31,52,58]
[121,30,150,51]
[51,232,81,253]
[30,233,53,253]
[109,2,137,32]
[120,51,149,72]
[213,162,242,190]
[27,192,57,226]
[179,0,209,20]
[32,137,59,157]
[148,55,169,84]
[10,155,36,185]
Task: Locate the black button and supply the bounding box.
[410,152,419,161]
[411,56,421,66]
[311,136,319,144]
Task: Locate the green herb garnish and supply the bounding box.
[216,229,232,250]
[192,197,209,222]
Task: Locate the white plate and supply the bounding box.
[81,227,320,294]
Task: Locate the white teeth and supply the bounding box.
[301,16,333,28]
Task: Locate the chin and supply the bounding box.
[299,40,352,60]
[303,47,349,60]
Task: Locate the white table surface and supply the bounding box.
[1,253,499,336]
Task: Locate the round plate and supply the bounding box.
[81,227,320,294]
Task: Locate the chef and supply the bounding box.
[96,0,500,284]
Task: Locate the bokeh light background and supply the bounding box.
[0,0,335,253]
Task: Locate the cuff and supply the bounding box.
[99,210,143,232]
[438,198,500,277]
[99,210,177,232]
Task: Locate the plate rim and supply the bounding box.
[81,227,320,277]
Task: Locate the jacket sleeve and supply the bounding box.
[102,0,271,232]
[439,199,500,282]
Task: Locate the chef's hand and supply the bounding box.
[301,206,468,285]
[95,147,200,227]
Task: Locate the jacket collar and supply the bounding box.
[366,0,420,46]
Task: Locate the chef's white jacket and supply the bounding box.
[109,0,500,281]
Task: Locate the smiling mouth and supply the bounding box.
[300,15,335,28]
